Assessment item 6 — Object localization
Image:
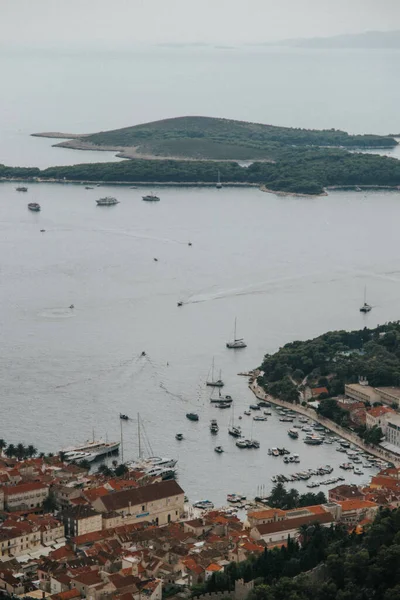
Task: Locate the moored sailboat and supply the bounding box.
[206,358,224,387]
[226,318,247,349]
[360,285,372,313]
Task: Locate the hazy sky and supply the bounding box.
[1,0,400,48]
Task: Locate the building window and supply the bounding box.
[142,505,145,512]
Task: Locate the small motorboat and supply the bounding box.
[40,229,46,233]
[210,419,219,433]
[154,258,158,262]
[16,186,28,192]
[215,446,224,454]
[177,301,183,307]
[28,202,40,211]
[216,402,231,409]
[69,304,74,309]
[244,410,251,416]
[85,186,94,190]
[120,413,129,420]
[175,433,184,441]
[186,413,199,421]
[188,242,192,246]
[141,351,146,356]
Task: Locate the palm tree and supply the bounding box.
[15,443,26,461]
[5,444,16,458]
[26,445,37,458]
[0,439,6,456]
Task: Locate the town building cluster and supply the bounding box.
[1,453,400,600]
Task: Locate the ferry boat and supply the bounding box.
[96,197,119,206]
[142,194,160,202]
[288,428,299,439]
[63,439,120,463]
[210,419,219,433]
[226,318,247,349]
[28,202,41,212]
[186,413,199,421]
[16,186,28,192]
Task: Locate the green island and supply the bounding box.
[2,147,400,195]
[194,507,400,600]
[2,117,398,195]
[36,116,398,159]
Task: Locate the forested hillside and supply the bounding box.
[258,322,400,403]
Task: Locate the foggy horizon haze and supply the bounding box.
[1,0,400,49]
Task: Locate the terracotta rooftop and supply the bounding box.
[248,508,285,520]
[254,512,332,535]
[337,499,378,511]
[3,481,48,495]
[367,406,395,418]
[97,480,184,512]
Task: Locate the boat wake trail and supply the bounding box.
[159,382,187,403]
[88,227,183,246]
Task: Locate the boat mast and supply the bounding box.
[364,285,367,305]
[234,318,237,342]
[138,413,142,459]
[120,419,124,463]
[211,357,215,383]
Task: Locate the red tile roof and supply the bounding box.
[367,406,395,418]
[255,512,332,535]
[3,481,48,495]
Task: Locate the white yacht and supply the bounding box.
[63,440,120,462]
[226,318,247,349]
[96,197,119,206]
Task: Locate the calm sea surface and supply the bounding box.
[1,182,400,505]
[0,47,400,506]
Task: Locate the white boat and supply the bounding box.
[142,193,160,202]
[216,169,222,189]
[360,285,372,313]
[126,414,177,472]
[226,318,247,349]
[193,500,214,510]
[96,196,119,206]
[206,358,224,387]
[214,446,224,454]
[253,415,267,421]
[236,438,250,448]
[63,439,120,462]
[210,388,232,404]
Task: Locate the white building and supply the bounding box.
[385,414,400,448]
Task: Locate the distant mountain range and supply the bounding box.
[268,30,400,49]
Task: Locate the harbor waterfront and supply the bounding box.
[2,181,400,507]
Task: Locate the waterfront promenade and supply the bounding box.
[249,380,400,467]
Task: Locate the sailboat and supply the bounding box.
[210,388,233,404]
[226,318,247,349]
[228,405,242,438]
[126,414,177,477]
[360,286,372,313]
[216,169,222,189]
[206,358,224,387]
